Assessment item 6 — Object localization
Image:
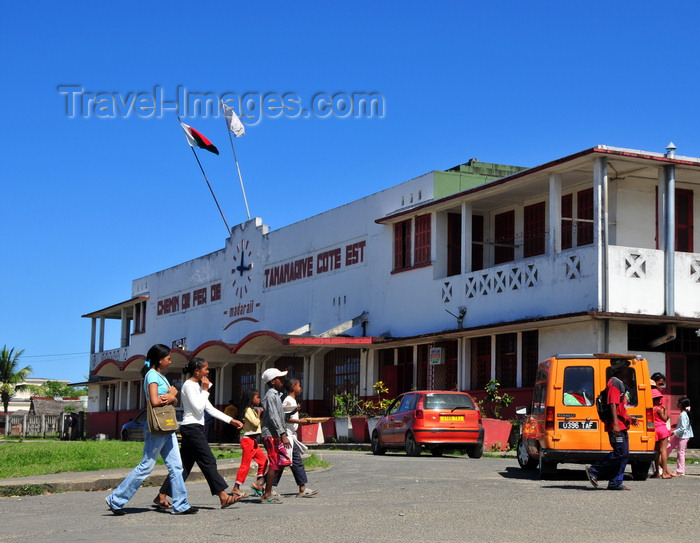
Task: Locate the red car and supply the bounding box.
[371,390,484,457]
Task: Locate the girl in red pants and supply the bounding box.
[231,389,268,498]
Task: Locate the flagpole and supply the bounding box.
[189,146,231,235]
[227,131,251,220]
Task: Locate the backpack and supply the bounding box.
[595,377,624,421]
[595,389,610,420]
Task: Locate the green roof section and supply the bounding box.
[433,159,528,199]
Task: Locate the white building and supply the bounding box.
[84,144,700,440]
[5,377,72,413]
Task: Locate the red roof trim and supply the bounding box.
[232,330,375,353]
[92,358,121,373]
[190,340,235,358]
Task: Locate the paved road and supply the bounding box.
[0,451,697,542]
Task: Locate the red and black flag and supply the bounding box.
[179,121,219,154]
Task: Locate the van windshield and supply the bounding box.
[562,366,594,406]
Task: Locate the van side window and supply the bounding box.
[562,367,594,406]
[532,382,546,414]
[605,367,639,407]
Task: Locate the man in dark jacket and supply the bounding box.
[586,359,639,490]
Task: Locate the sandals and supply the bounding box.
[298,488,318,497]
[231,490,250,499]
[261,497,282,504]
[250,484,264,498]
[152,497,172,510]
[221,493,242,509]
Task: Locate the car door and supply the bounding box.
[379,395,404,445]
[554,363,598,452]
[393,393,418,442]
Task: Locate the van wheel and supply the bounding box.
[631,461,651,481]
[405,432,421,456]
[538,456,557,480]
[517,437,537,470]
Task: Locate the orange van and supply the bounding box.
[516,353,656,479]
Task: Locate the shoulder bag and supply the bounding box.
[145,371,179,434]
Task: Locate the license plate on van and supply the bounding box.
[557,420,598,430]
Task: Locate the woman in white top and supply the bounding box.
[155,358,243,509]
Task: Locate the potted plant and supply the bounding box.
[332,392,361,442]
[478,380,514,452]
[362,381,392,441]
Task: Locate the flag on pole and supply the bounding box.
[179,121,219,154]
[223,103,246,137]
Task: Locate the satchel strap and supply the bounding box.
[144,369,171,395]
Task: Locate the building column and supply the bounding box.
[516,332,523,388]
[593,157,608,312]
[99,318,105,352]
[120,308,129,348]
[462,202,473,274]
[548,174,562,255]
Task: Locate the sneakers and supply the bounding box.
[173,506,199,515]
[585,467,598,488]
[105,497,125,516]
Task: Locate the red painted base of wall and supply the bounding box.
[482,418,513,452]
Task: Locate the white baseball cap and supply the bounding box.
[262,368,288,384]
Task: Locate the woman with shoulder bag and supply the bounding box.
[105,344,196,515]
[154,358,244,509]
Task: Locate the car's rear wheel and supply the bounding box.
[631,461,652,481]
[405,432,421,456]
[370,430,386,455]
[121,430,128,441]
[466,442,484,459]
[517,437,537,469]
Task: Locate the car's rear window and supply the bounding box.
[424,393,475,410]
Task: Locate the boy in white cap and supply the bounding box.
[259,368,289,503]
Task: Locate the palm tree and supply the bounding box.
[0,345,32,418]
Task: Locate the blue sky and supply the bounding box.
[2,1,700,383]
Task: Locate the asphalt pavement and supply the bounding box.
[1,449,699,542]
[0,443,369,494]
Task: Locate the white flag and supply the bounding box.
[223,103,246,137]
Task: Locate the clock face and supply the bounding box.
[232,239,253,299]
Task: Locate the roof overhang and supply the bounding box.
[376,145,700,225]
[376,311,700,348]
[233,330,378,357]
[82,296,149,319]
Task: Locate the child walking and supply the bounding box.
[667,396,694,476]
[231,389,268,498]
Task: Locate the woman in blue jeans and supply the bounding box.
[105,344,197,515]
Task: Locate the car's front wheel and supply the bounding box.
[405,432,421,456]
[370,430,386,455]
